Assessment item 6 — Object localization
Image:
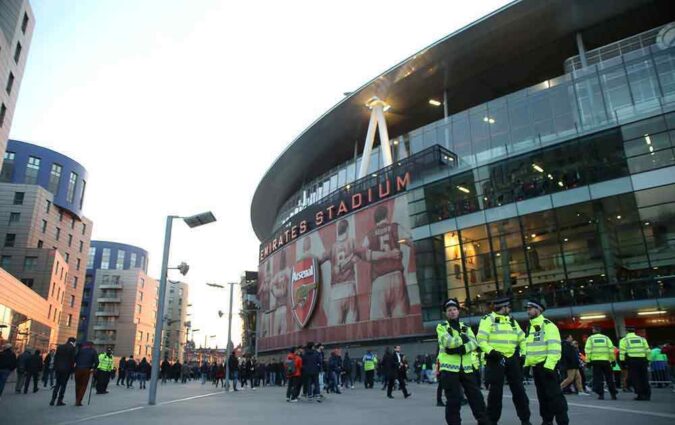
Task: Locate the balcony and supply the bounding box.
[97,297,121,303]
[95,310,120,317]
[93,323,117,330]
[99,282,122,289]
[93,337,116,344]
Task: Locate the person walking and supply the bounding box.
[23,349,43,394]
[0,343,17,400]
[437,297,491,425]
[585,325,618,400]
[619,327,651,401]
[559,335,587,395]
[125,356,137,388]
[301,342,322,402]
[42,348,55,388]
[137,358,150,389]
[116,356,126,386]
[362,350,377,389]
[328,350,342,394]
[14,348,31,394]
[228,352,239,391]
[73,341,98,406]
[477,297,531,425]
[160,357,170,384]
[384,346,411,399]
[50,337,76,406]
[523,300,569,425]
[286,346,302,402]
[342,352,354,389]
[95,348,114,394]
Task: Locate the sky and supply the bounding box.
[10,0,510,350]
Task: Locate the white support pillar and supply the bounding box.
[357,110,379,179]
[375,105,392,167]
[358,97,393,179]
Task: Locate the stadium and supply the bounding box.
[251,0,675,356]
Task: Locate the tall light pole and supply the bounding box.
[206,281,236,391]
[148,211,216,406]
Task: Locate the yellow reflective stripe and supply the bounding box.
[477,330,490,337]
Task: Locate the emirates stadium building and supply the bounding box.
[251,0,675,355]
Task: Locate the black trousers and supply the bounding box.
[286,376,300,399]
[440,370,490,425]
[51,371,70,402]
[116,370,125,385]
[533,365,569,425]
[437,380,444,403]
[95,371,110,393]
[386,370,409,397]
[485,354,530,423]
[591,361,617,396]
[23,372,39,393]
[365,370,374,388]
[627,358,650,399]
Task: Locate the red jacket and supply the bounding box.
[286,353,302,378]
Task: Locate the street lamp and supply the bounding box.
[148,211,216,406]
[206,281,237,390]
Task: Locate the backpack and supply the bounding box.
[286,357,296,376]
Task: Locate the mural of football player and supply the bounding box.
[318,218,360,326]
[362,203,413,319]
[270,250,290,336]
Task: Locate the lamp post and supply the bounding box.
[206,281,236,390]
[148,211,216,406]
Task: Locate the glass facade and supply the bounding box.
[415,184,675,321]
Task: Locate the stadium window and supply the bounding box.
[14,42,22,63]
[13,192,24,205]
[6,72,14,95]
[21,12,28,33]
[9,212,20,224]
[0,104,6,127]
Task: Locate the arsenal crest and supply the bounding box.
[291,257,320,328]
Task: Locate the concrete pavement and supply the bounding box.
[2,378,674,425]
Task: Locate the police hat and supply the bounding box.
[625,326,636,333]
[492,297,512,309]
[526,300,545,312]
[443,298,459,310]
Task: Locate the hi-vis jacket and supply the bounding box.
[523,314,561,370]
[619,332,650,361]
[477,312,526,358]
[436,320,479,373]
[585,333,616,362]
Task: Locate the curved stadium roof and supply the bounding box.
[251,0,672,242]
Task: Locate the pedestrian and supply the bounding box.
[0,343,17,400]
[523,300,569,425]
[23,349,43,394]
[328,349,342,394]
[584,325,618,400]
[228,352,239,391]
[160,357,170,384]
[95,348,114,394]
[301,342,322,401]
[126,356,136,388]
[286,346,302,402]
[619,327,651,401]
[137,358,150,389]
[200,360,209,385]
[437,297,490,425]
[362,350,377,389]
[383,346,411,399]
[116,356,126,386]
[181,362,190,384]
[73,341,98,406]
[661,341,675,392]
[477,297,531,425]
[42,348,55,388]
[559,335,587,395]
[342,352,354,389]
[50,337,76,406]
[14,348,31,393]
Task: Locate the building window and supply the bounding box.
[130,252,137,268]
[13,192,24,205]
[23,256,37,270]
[0,255,10,268]
[9,212,20,224]
[79,180,86,209]
[58,211,63,221]
[101,248,111,269]
[137,331,143,341]
[0,103,6,127]
[45,200,51,213]
[87,247,96,269]
[48,304,52,319]
[68,234,73,247]
[67,314,72,327]
[116,250,125,269]
[4,234,15,247]
[139,291,144,302]
[14,42,22,64]
[21,12,29,33]
[73,276,78,288]
[41,219,47,233]
[82,223,87,235]
[20,278,34,288]
[65,252,69,262]
[79,240,83,253]
[67,172,78,203]
[55,227,61,240]
[37,240,43,248]
[6,72,14,95]
[137,304,142,314]
[76,258,80,270]
[70,295,75,307]
[140,278,144,288]
[1,151,15,181]
[48,164,62,194]
[25,156,40,184]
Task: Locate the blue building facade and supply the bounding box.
[78,241,149,341]
[2,139,88,218]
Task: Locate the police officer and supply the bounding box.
[584,325,617,400]
[477,297,531,425]
[95,348,114,394]
[524,300,569,425]
[437,298,491,425]
[619,326,651,401]
[362,350,377,389]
